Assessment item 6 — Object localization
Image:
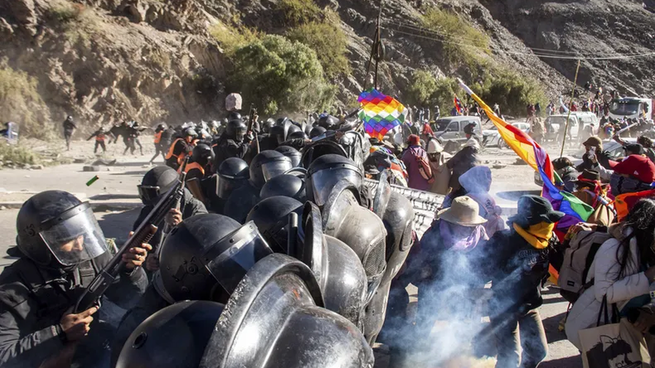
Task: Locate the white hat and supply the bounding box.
[427,139,444,154]
[437,196,487,226]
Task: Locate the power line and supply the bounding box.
[382,25,655,61]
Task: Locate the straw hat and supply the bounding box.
[437,196,487,226]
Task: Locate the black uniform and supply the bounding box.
[212,135,249,167]
[132,189,207,255]
[0,250,148,367]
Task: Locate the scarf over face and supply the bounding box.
[512,222,555,249]
[440,220,488,251]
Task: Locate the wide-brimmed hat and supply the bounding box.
[582,136,603,148]
[437,196,487,226]
[509,195,565,226]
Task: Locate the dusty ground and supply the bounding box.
[0,135,584,367]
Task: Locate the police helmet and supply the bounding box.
[16,191,108,268]
[318,115,339,130]
[288,130,306,141]
[309,126,326,139]
[191,143,213,166]
[263,118,275,134]
[226,119,247,142]
[307,154,363,207]
[246,196,303,253]
[259,174,306,202]
[159,214,273,303]
[249,150,293,189]
[227,111,242,121]
[275,145,302,167]
[183,127,198,138]
[216,157,249,199]
[138,166,179,206]
[116,301,225,368]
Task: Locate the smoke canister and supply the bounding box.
[86,175,100,186]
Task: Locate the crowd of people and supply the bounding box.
[3,89,655,368]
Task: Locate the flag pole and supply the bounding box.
[364,0,384,90]
[559,59,581,158]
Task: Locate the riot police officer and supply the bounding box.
[224,150,292,223]
[275,145,302,167]
[111,213,274,366]
[0,190,150,367]
[212,157,249,215]
[184,143,213,181]
[135,166,207,274]
[115,254,374,368]
[165,128,196,170]
[213,119,249,167]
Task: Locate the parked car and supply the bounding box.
[431,116,482,152]
[482,122,530,148]
[533,138,637,186]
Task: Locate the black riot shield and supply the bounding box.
[199,254,374,368]
[371,170,392,218]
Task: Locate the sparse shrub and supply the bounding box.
[210,22,262,56]
[276,0,321,26]
[422,8,490,69]
[0,142,40,166]
[0,64,53,140]
[287,18,350,78]
[478,70,547,117]
[47,0,84,23]
[228,35,334,115]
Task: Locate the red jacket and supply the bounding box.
[613,154,655,183]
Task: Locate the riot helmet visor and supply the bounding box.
[216,175,246,199]
[137,185,160,205]
[204,221,273,294]
[261,161,292,182]
[39,204,108,266]
[309,169,362,207]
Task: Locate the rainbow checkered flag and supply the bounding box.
[358,88,407,140]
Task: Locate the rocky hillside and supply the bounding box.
[1,0,653,135]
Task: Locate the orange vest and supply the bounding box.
[154,131,162,144]
[165,138,187,165]
[96,133,106,142]
[184,162,205,177]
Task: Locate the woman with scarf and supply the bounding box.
[413,196,489,346]
[402,134,433,191]
[477,195,564,368]
[458,165,505,237]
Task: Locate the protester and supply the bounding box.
[552,157,578,192]
[414,196,489,342]
[609,144,655,196]
[402,134,433,191]
[576,136,612,181]
[446,137,480,192]
[478,195,563,368]
[426,139,451,195]
[565,199,655,350]
[458,166,505,236]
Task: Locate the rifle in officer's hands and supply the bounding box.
[74,170,188,313]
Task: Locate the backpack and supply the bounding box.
[410,147,434,183]
[558,230,612,303]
